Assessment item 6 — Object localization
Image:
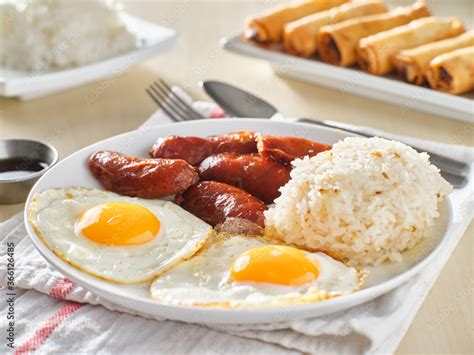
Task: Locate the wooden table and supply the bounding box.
[0,1,472,353]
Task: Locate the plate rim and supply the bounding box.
[23,118,454,324]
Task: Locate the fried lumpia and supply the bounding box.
[318,2,430,66]
[393,30,474,85]
[283,1,388,57]
[245,0,347,43]
[357,17,465,75]
[426,46,474,94]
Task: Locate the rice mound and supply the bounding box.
[0,0,136,71]
[264,137,452,266]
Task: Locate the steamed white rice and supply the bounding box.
[0,0,136,72]
[264,137,452,266]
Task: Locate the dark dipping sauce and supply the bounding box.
[0,157,48,180]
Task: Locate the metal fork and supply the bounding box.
[146,79,206,122]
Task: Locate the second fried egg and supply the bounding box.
[150,235,363,307]
[29,187,212,284]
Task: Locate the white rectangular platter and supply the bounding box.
[222,33,474,123]
[0,14,177,99]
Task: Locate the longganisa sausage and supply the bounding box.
[149,136,215,166]
[198,153,290,204]
[176,181,266,228]
[88,150,199,199]
[149,131,259,165]
[209,131,259,154]
[257,135,331,165]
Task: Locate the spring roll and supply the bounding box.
[283,1,388,57]
[393,31,474,85]
[356,17,465,76]
[426,47,474,95]
[318,2,430,66]
[245,0,348,43]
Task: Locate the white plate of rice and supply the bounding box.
[24,119,454,324]
[0,0,177,99]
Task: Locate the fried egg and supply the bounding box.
[150,235,363,307]
[29,187,212,284]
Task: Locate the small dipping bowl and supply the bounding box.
[0,139,58,204]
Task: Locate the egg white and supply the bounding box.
[150,235,363,308]
[29,187,212,284]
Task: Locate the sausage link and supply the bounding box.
[176,181,266,227]
[257,135,331,165]
[208,131,259,154]
[198,153,290,204]
[149,136,215,166]
[149,131,258,165]
[89,151,199,198]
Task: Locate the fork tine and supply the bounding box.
[151,82,194,121]
[159,79,207,120]
[151,84,188,121]
[146,87,182,122]
[146,79,207,122]
[151,84,194,122]
[146,87,179,122]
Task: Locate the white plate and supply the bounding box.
[221,34,474,124]
[24,119,452,325]
[0,14,177,99]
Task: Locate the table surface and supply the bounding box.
[0,0,472,353]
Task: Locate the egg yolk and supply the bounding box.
[230,245,319,286]
[76,202,160,246]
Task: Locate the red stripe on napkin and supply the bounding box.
[49,278,75,299]
[15,301,84,355]
[16,278,80,354]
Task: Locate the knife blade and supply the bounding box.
[200,80,277,118]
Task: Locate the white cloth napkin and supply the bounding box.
[1,88,473,355]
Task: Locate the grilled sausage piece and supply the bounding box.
[89,151,199,199]
[198,153,290,204]
[176,181,266,227]
[208,131,259,154]
[149,136,215,166]
[257,135,331,165]
[150,131,259,165]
